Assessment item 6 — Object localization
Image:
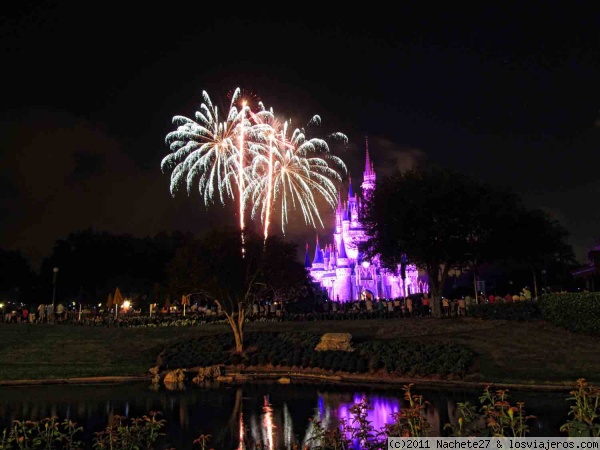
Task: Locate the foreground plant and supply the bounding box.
[385,384,431,438]
[345,398,384,449]
[306,416,350,450]
[560,378,600,437]
[445,386,535,437]
[0,417,84,450]
[92,411,165,450]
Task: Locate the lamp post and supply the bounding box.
[52,267,59,309]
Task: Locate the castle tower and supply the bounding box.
[334,235,353,301]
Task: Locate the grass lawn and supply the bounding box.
[0,317,598,385]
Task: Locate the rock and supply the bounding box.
[192,365,223,384]
[315,333,354,352]
[163,368,185,384]
[164,382,185,391]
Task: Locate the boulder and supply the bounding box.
[315,333,354,352]
[163,368,185,384]
[192,365,222,384]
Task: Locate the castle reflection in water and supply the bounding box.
[0,382,568,448]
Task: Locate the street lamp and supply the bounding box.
[52,267,59,308]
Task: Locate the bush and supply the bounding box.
[469,300,542,321]
[540,293,600,335]
[154,331,474,379]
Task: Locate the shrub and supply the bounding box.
[540,293,600,335]
[468,300,542,321]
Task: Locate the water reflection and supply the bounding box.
[0,382,570,449]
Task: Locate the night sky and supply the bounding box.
[2,2,599,269]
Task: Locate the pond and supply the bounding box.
[0,381,571,449]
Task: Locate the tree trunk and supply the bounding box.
[532,269,538,299]
[218,300,245,353]
[428,262,447,318]
[230,317,244,353]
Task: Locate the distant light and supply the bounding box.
[98,303,102,307]
[362,261,370,269]
[0,303,4,309]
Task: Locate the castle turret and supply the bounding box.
[304,243,312,268]
[312,235,325,272]
[323,244,331,270]
[334,235,353,301]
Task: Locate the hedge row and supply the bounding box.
[468,293,600,336]
[155,331,474,378]
[468,300,542,321]
[539,292,600,335]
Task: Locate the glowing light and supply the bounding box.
[262,396,275,450]
[239,100,247,254]
[238,412,245,450]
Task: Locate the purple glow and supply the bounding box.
[337,395,401,433]
[307,138,428,302]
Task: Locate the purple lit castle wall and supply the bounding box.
[305,138,428,302]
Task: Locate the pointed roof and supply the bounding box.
[365,136,371,174]
[304,243,312,268]
[324,244,331,260]
[338,235,348,259]
[312,235,324,265]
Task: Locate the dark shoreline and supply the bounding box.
[0,369,574,392]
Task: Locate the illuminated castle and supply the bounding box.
[305,138,428,302]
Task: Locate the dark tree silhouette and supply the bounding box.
[360,167,525,317]
[166,227,309,351]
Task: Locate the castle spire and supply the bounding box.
[365,136,371,175]
[348,174,353,198]
[362,135,376,196]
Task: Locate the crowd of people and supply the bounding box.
[0,287,538,324]
[0,302,68,324]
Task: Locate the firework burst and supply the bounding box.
[247,115,348,240]
[162,88,348,242]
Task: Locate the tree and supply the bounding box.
[360,167,520,318]
[0,248,38,304]
[166,228,309,352]
[498,207,576,296]
[40,229,191,305]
